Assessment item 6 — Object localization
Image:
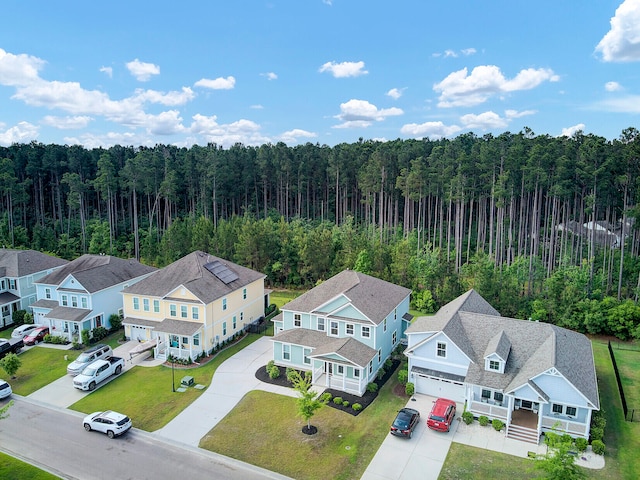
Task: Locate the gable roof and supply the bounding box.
[37,254,156,293]
[407,289,599,409]
[484,330,511,361]
[0,249,68,277]
[122,251,265,304]
[281,270,411,324]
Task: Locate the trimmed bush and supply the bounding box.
[590,426,604,442]
[397,369,408,385]
[268,365,280,379]
[367,382,378,393]
[352,403,362,412]
[384,358,393,369]
[43,334,69,345]
[92,326,108,341]
[333,396,343,405]
[320,392,332,403]
[12,310,27,326]
[492,419,505,431]
[591,439,605,455]
[266,360,275,373]
[462,411,474,425]
[478,415,489,426]
[405,382,415,396]
[575,437,588,452]
[342,401,350,408]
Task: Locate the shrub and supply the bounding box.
[377,369,386,380]
[23,312,34,324]
[342,401,350,408]
[319,392,332,403]
[591,439,605,455]
[397,369,408,385]
[492,419,505,431]
[462,411,474,425]
[12,310,26,326]
[109,314,122,331]
[266,360,275,373]
[81,329,90,346]
[590,426,604,442]
[385,358,393,369]
[575,437,588,452]
[92,326,108,341]
[405,382,415,396]
[268,365,280,379]
[478,415,489,426]
[44,334,69,345]
[352,403,362,412]
[333,397,343,405]
[0,353,21,378]
[367,382,378,393]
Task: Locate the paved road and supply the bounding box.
[0,396,289,480]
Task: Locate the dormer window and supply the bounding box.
[489,360,500,371]
[437,342,447,358]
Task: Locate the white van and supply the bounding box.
[67,344,113,376]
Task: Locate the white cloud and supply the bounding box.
[595,0,640,62]
[605,81,622,91]
[433,48,477,59]
[41,115,92,129]
[322,0,333,5]
[319,61,368,78]
[444,50,457,58]
[126,59,160,81]
[262,72,278,80]
[400,121,461,139]
[194,76,236,90]
[461,48,477,56]
[0,48,44,86]
[133,87,195,106]
[386,88,404,100]
[64,131,146,149]
[0,121,39,146]
[278,128,317,144]
[596,94,640,113]
[250,104,264,109]
[100,66,113,78]
[561,124,586,137]
[333,99,403,128]
[434,65,559,107]
[459,111,508,129]
[189,114,270,146]
[505,109,536,118]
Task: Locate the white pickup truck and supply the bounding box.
[73,357,124,391]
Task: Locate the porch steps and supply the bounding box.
[506,424,539,444]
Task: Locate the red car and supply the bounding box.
[23,326,49,346]
[427,398,456,432]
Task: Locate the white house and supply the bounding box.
[405,290,599,443]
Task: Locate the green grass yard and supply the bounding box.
[0,452,59,480]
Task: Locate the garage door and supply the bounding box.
[128,325,149,342]
[415,374,465,403]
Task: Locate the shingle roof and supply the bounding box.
[122,251,265,304]
[408,289,599,409]
[45,305,91,322]
[152,318,202,336]
[37,254,156,293]
[484,330,511,361]
[281,270,411,325]
[0,249,68,277]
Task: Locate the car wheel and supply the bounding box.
[408,430,413,439]
[88,382,96,391]
[115,365,122,375]
[84,423,91,432]
[107,430,115,439]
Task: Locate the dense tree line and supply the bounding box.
[1,128,640,339]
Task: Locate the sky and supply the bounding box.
[1,0,639,149]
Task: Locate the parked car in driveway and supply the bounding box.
[0,379,11,399]
[427,398,456,432]
[83,410,132,438]
[390,407,421,438]
[67,344,113,376]
[0,338,23,359]
[23,326,49,346]
[11,324,42,339]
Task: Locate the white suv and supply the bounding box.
[0,379,11,399]
[67,344,113,376]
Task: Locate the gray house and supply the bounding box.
[405,290,599,442]
[0,249,69,328]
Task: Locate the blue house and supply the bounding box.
[31,255,156,342]
[272,270,411,396]
[405,290,600,442]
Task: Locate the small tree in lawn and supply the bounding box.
[534,427,586,480]
[0,353,21,379]
[289,369,328,435]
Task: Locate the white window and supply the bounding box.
[240,312,244,322]
[222,298,227,311]
[182,336,188,345]
[378,349,382,363]
[394,308,397,321]
[45,287,51,299]
[489,360,500,371]
[330,321,338,336]
[62,294,68,306]
[392,331,397,344]
[81,297,88,309]
[283,344,290,360]
[346,324,354,336]
[337,365,344,375]
[233,316,237,329]
[552,404,563,414]
[294,314,301,327]
[153,299,160,313]
[362,326,370,338]
[9,279,16,290]
[566,406,577,417]
[243,288,247,300]
[71,296,78,307]
[383,318,387,332]
[132,297,139,310]
[192,307,199,319]
[181,305,188,318]
[437,342,446,358]
[223,322,227,336]
[170,304,177,317]
[143,298,150,312]
[494,392,504,404]
[317,317,325,331]
[193,334,200,346]
[354,368,360,378]
[369,362,373,374]
[303,348,311,365]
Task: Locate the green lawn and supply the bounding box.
[199,375,407,480]
[69,332,265,431]
[609,346,640,409]
[440,443,539,479]
[270,289,303,309]
[0,452,59,480]
[7,347,79,396]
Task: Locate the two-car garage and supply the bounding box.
[412,367,465,403]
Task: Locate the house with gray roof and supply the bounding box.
[0,249,68,328]
[272,270,412,396]
[121,251,266,361]
[31,254,156,342]
[405,289,599,442]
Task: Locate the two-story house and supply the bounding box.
[272,270,412,397]
[0,249,68,328]
[31,254,157,342]
[121,251,266,361]
[405,289,599,442]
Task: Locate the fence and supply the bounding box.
[607,341,639,422]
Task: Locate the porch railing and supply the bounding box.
[469,400,508,420]
[541,416,588,436]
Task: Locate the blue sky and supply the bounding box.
[1,0,639,148]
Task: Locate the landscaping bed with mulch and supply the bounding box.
[255,358,401,416]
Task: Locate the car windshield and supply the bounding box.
[117,417,130,426]
[83,367,98,376]
[76,353,91,363]
[430,414,445,422]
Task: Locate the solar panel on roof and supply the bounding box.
[203,260,239,284]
